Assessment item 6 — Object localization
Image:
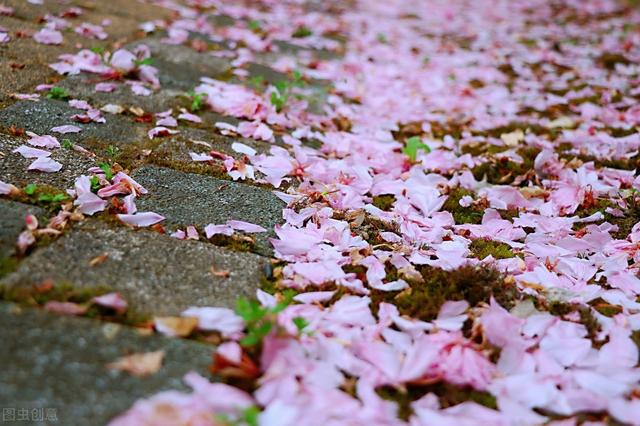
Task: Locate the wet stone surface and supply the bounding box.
[0,133,96,190]
[0,302,213,426]
[0,221,268,315]
[0,200,44,260]
[131,165,285,255]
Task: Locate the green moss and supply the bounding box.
[208,234,257,253]
[0,256,19,279]
[370,265,519,322]
[441,187,483,224]
[0,282,149,326]
[469,239,516,260]
[13,184,69,214]
[1,282,111,306]
[597,52,631,70]
[471,146,540,185]
[377,383,497,421]
[372,194,396,211]
[575,198,640,240]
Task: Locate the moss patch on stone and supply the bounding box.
[441,187,484,224]
[0,256,19,280]
[370,265,519,322]
[372,194,396,211]
[469,238,516,260]
[0,282,149,326]
[377,383,497,421]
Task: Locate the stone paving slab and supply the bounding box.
[131,165,284,255]
[1,221,268,315]
[4,0,171,23]
[57,38,234,114]
[0,200,44,260]
[0,133,96,190]
[0,99,146,148]
[0,302,214,426]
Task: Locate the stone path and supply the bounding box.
[4,0,640,424]
[0,0,308,423]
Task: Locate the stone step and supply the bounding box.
[1,221,268,315]
[0,302,214,426]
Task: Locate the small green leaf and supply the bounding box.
[248,20,261,31]
[241,406,260,426]
[38,194,53,202]
[90,176,101,192]
[61,139,73,149]
[52,193,68,202]
[46,87,70,100]
[292,317,308,332]
[248,75,265,90]
[134,57,154,66]
[292,26,312,38]
[188,91,206,112]
[98,162,113,181]
[90,46,105,54]
[24,184,37,195]
[105,145,120,159]
[402,136,430,162]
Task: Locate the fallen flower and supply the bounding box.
[26,132,60,149]
[44,301,88,316]
[51,124,82,134]
[33,27,63,45]
[0,180,19,195]
[13,145,51,158]
[107,350,165,377]
[28,157,62,172]
[117,212,165,227]
[154,316,199,337]
[92,292,128,314]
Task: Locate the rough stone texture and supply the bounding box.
[131,166,284,255]
[0,132,96,190]
[59,73,184,115]
[0,200,44,259]
[147,126,272,176]
[0,302,213,426]
[1,221,268,315]
[57,38,234,114]
[0,99,146,148]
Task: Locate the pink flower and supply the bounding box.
[75,23,107,40]
[26,132,60,149]
[33,27,63,45]
[227,220,266,233]
[110,49,137,72]
[73,175,107,215]
[13,145,50,158]
[117,212,165,227]
[181,307,244,337]
[51,125,82,134]
[28,157,62,172]
[92,293,128,313]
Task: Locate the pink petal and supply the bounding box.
[204,223,234,238]
[44,301,88,316]
[13,145,51,158]
[28,157,62,172]
[92,292,128,313]
[26,132,60,149]
[226,220,266,233]
[117,212,165,227]
[33,28,63,45]
[51,124,82,134]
